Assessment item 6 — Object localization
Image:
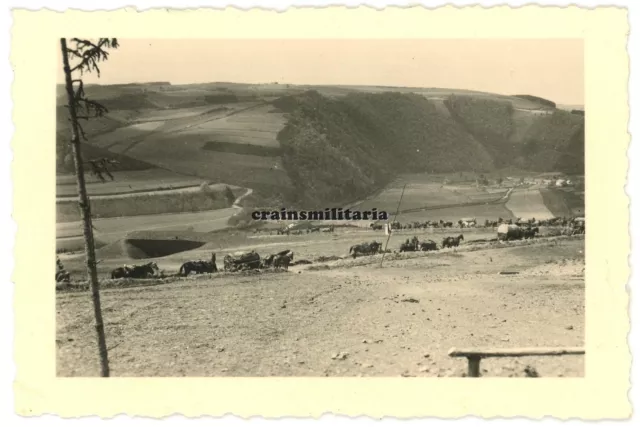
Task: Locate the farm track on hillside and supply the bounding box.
[56,184,204,201]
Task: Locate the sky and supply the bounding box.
[58,39,584,106]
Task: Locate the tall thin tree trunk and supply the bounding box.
[60,38,110,377]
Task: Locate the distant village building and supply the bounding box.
[556,179,567,187]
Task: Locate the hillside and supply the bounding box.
[523,113,585,174]
[277,91,494,206]
[56,83,584,209]
[443,94,515,167]
[276,91,583,207]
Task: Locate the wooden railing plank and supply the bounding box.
[448,347,585,358]
[448,347,585,377]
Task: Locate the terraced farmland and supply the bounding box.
[351,174,508,215]
[56,83,583,255]
[122,134,291,191]
[126,106,227,123]
[75,99,292,193]
[56,169,204,197]
[178,104,286,147]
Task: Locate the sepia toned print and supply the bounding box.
[54,37,586,379]
[12,6,630,419]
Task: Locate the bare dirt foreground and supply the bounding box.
[57,236,584,378]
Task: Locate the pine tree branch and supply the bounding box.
[69,38,119,76]
[76,121,87,141]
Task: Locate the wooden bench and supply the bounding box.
[448,347,585,377]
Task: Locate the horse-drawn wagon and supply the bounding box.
[223,250,261,272]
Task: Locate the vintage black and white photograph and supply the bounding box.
[54,38,586,378]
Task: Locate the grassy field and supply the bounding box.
[178,104,286,148]
[540,188,586,217]
[56,169,205,197]
[56,207,239,253]
[347,172,569,224]
[350,173,509,217]
[88,102,264,150]
[57,227,584,377]
[121,136,292,191]
[126,106,226,123]
[77,100,292,193]
[56,183,238,223]
[505,189,555,220]
[354,183,467,213]
[88,121,164,151]
[56,83,583,221]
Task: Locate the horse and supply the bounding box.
[110,262,158,279]
[400,236,420,252]
[349,243,368,258]
[273,252,294,270]
[442,234,464,248]
[349,241,381,258]
[420,240,438,251]
[110,266,130,279]
[179,254,217,276]
[178,261,199,276]
[368,241,382,254]
[398,236,418,252]
[399,242,416,252]
[56,270,70,283]
[573,224,585,235]
[261,254,277,268]
[128,262,159,278]
[263,250,293,269]
[523,227,539,240]
[56,257,71,283]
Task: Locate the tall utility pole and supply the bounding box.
[379,184,407,267]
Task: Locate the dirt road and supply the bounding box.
[57,237,584,377]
